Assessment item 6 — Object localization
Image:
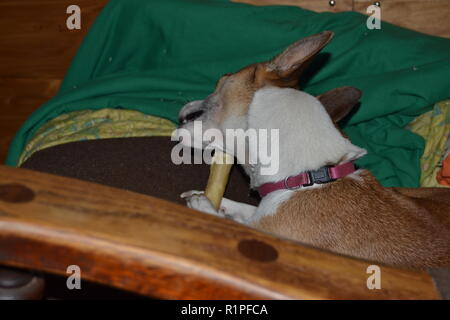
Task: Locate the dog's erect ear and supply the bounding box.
[317,87,362,122]
[263,31,334,86]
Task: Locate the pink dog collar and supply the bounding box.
[258,162,356,198]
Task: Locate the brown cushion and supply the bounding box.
[21,136,259,206]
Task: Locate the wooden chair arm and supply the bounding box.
[0,165,440,299]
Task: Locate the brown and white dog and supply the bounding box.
[178,31,450,270]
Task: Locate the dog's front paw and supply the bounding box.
[180,190,222,217]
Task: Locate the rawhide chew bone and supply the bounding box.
[204,150,234,210]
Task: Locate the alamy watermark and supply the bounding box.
[367,4,381,30]
[171,121,280,175]
[66,3,381,33]
[366,265,382,289]
[66,5,81,30]
[66,264,81,290]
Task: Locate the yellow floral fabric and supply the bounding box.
[408,100,450,187]
[18,108,176,166]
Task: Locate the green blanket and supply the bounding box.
[6,0,450,187]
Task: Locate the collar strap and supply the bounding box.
[258,162,355,198]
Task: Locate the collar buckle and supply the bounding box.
[258,162,355,198]
[309,166,336,185]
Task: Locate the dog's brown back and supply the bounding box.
[255,171,450,269]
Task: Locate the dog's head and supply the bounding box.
[179,31,335,132]
[178,31,363,168]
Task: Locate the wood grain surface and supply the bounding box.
[0,78,62,163]
[0,0,108,79]
[354,0,450,38]
[0,0,106,163]
[0,166,441,299]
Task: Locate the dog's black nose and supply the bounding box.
[179,109,204,124]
